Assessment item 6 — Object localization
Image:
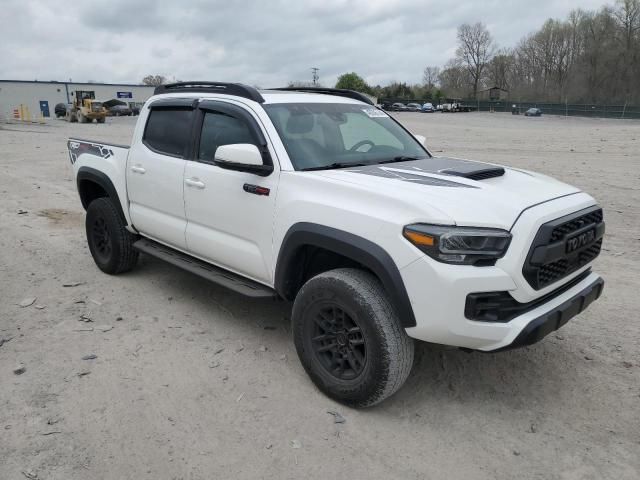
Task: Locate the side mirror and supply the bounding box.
[214,143,273,176]
[413,134,426,145]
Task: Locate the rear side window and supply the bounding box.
[143,108,193,157]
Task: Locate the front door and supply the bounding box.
[127,101,195,249]
[183,101,279,284]
[39,100,50,117]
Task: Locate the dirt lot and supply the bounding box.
[1,112,639,480]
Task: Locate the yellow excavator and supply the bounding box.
[66,90,107,123]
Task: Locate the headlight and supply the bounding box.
[403,224,511,265]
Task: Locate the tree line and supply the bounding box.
[142,1,638,105]
[335,0,640,104]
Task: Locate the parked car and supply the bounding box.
[129,104,141,116]
[54,103,67,118]
[524,107,542,117]
[68,82,604,407]
[108,104,133,116]
[390,102,407,111]
[421,103,435,113]
[406,103,422,112]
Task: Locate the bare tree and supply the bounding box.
[613,0,640,98]
[486,50,515,90]
[438,59,470,98]
[456,22,495,98]
[142,75,167,86]
[422,66,440,89]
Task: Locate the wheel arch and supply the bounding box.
[77,167,128,226]
[274,222,416,328]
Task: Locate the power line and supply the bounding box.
[311,67,319,86]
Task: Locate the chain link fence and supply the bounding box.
[461,100,640,119]
[378,97,640,119]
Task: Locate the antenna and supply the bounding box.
[311,67,319,86]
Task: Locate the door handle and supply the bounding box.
[130,165,146,174]
[185,178,206,189]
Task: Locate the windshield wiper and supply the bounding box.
[377,156,426,164]
[300,162,369,172]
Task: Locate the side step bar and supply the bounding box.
[133,238,277,298]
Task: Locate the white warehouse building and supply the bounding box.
[0,80,155,120]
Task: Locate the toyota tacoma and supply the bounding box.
[67,82,605,407]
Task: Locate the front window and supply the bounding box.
[198,111,256,162]
[264,103,429,171]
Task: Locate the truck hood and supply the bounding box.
[314,157,581,229]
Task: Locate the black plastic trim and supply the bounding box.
[76,167,127,226]
[465,269,591,322]
[268,87,374,105]
[147,98,198,109]
[274,223,416,328]
[490,275,604,351]
[154,82,265,103]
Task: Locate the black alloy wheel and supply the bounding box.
[309,304,367,381]
[90,216,112,264]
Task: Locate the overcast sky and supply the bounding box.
[1,0,608,87]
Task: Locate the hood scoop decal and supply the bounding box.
[439,166,505,181]
[343,157,506,187]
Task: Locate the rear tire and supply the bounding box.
[292,268,414,408]
[97,117,105,124]
[86,198,138,274]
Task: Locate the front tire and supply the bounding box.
[292,268,414,407]
[86,198,138,274]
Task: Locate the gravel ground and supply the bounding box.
[1,112,639,480]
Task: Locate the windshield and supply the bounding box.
[264,103,430,170]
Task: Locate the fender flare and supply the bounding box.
[76,167,128,226]
[274,222,416,328]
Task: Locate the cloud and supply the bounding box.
[0,0,608,86]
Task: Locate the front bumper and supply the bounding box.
[490,274,603,351]
[402,250,603,351]
[401,194,604,351]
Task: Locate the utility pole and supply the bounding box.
[311,67,319,86]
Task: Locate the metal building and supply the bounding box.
[0,80,155,120]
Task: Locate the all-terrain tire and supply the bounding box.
[97,117,105,124]
[292,268,414,408]
[85,198,138,274]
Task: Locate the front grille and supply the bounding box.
[549,209,603,242]
[523,206,604,290]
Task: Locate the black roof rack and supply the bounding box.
[153,82,264,103]
[268,87,374,105]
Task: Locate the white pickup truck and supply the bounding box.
[68,82,605,407]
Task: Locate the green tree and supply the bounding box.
[335,72,372,94]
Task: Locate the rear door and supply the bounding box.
[183,100,279,283]
[127,99,195,249]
